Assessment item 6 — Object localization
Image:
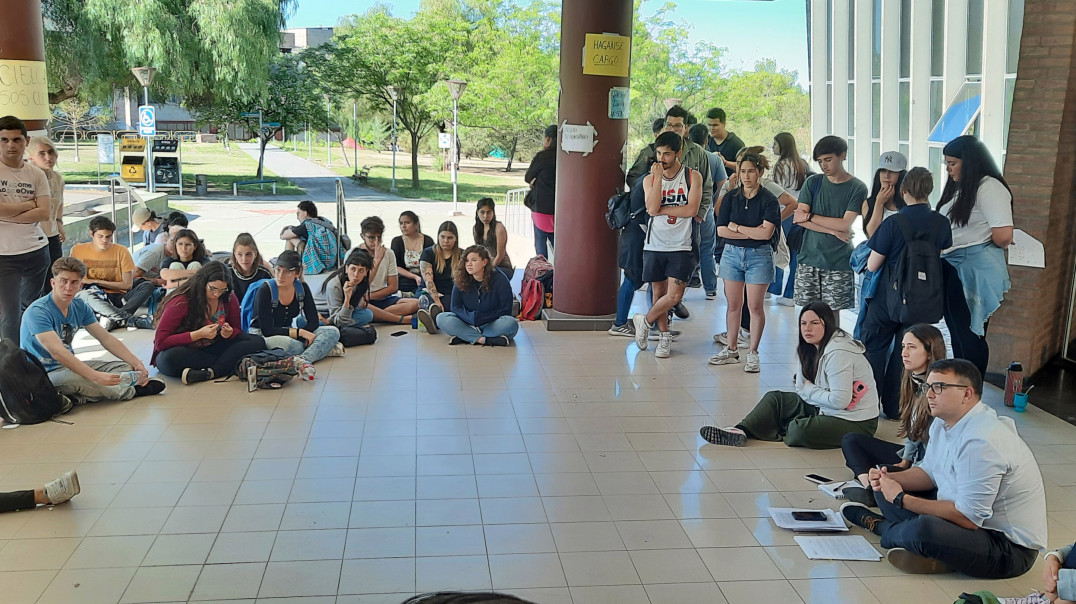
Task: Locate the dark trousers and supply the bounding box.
[41,235,63,294]
[876,492,1037,578]
[78,279,159,321]
[859,291,907,419]
[739,391,878,449]
[942,260,990,377]
[533,224,554,260]
[841,432,902,478]
[0,246,50,344]
[0,490,36,513]
[154,332,266,378]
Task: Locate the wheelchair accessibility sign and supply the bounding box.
[138,105,156,137]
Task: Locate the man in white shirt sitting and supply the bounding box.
[841,358,1046,577]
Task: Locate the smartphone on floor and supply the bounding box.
[803,473,832,485]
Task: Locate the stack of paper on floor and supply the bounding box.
[768,507,848,532]
[794,535,882,561]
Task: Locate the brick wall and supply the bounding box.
[987,0,1076,375]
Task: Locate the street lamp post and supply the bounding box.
[325,95,332,167]
[131,66,157,193]
[352,100,358,180]
[387,86,399,193]
[446,79,467,216]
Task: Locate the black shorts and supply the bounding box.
[641,250,694,283]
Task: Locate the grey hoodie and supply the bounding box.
[797,331,880,423]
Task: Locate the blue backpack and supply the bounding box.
[239,278,307,332]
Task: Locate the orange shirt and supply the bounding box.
[70,242,135,294]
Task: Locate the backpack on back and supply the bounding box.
[240,279,306,332]
[519,255,553,321]
[234,349,299,391]
[606,189,635,230]
[0,340,65,425]
[888,214,945,325]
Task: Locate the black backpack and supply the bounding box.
[887,213,945,325]
[0,340,66,425]
[339,324,377,347]
[605,189,637,230]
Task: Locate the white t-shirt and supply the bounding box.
[938,176,1013,252]
[0,160,49,255]
[367,247,398,291]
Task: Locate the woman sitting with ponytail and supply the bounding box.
[322,249,377,347]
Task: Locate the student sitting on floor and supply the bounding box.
[322,248,377,346]
[22,257,165,405]
[160,228,209,290]
[248,250,342,367]
[357,215,419,324]
[225,232,272,303]
[415,221,462,335]
[840,324,947,506]
[390,210,433,297]
[700,300,879,449]
[434,245,519,346]
[152,261,267,385]
[69,216,156,330]
[841,359,1046,578]
[0,469,80,513]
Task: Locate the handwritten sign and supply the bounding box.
[609,87,630,120]
[583,33,631,78]
[1008,229,1045,269]
[560,120,598,156]
[0,60,50,120]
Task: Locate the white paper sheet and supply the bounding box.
[1008,229,1045,268]
[794,535,882,561]
[769,507,848,532]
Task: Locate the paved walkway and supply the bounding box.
[237,143,403,203]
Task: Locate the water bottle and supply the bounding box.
[120,371,138,388]
[1004,362,1023,407]
[411,315,418,329]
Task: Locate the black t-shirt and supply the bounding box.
[291,223,308,240]
[709,131,745,176]
[419,245,456,306]
[228,263,272,303]
[251,280,318,336]
[716,186,782,249]
[391,234,434,272]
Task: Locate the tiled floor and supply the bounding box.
[2,287,1073,604]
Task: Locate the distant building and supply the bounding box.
[280,27,334,53]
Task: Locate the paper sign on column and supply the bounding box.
[1008,229,1045,268]
[794,535,882,561]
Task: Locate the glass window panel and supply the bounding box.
[928,145,944,204]
[827,0,833,81]
[927,81,982,143]
[929,80,944,129]
[847,138,855,174]
[1003,77,1016,148]
[872,82,881,139]
[899,81,910,141]
[966,0,985,76]
[931,0,946,77]
[848,83,855,133]
[898,143,910,162]
[872,0,882,78]
[827,82,833,133]
[871,141,881,172]
[900,0,912,79]
[848,1,856,81]
[1007,0,1025,74]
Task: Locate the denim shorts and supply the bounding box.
[718,245,775,285]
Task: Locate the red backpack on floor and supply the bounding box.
[519,255,553,321]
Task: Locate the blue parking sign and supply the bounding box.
[138,106,156,137]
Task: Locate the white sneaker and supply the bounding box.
[776,297,795,307]
[328,342,346,357]
[713,330,749,348]
[744,350,761,373]
[632,314,649,350]
[648,329,680,341]
[655,332,672,358]
[608,323,635,337]
[708,346,740,365]
[43,471,80,505]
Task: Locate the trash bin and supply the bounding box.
[195,174,208,196]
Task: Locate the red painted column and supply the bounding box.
[0,0,50,132]
[551,0,633,317]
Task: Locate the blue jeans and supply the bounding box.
[348,307,374,326]
[435,312,519,344]
[533,224,554,260]
[769,216,797,297]
[259,325,341,363]
[699,211,717,293]
[615,273,642,326]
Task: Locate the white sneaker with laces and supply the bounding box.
[43,471,80,505]
[632,314,649,350]
[713,330,750,348]
[329,342,346,357]
[648,329,680,341]
[708,346,740,365]
[655,332,672,358]
[744,350,761,373]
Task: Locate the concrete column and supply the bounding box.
[809,0,829,146]
[550,0,632,318]
[831,0,850,140]
[0,0,49,132]
[980,0,1009,160]
[853,0,874,176]
[943,0,969,106]
[879,0,900,152]
[908,0,933,166]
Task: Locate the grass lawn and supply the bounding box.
[284,141,526,203]
[53,141,305,196]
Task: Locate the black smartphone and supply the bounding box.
[791,511,828,522]
[803,473,832,484]
[390,331,408,337]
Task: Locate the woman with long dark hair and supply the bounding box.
[391,210,433,296]
[152,261,266,384]
[936,135,1014,376]
[225,233,272,303]
[768,132,808,304]
[473,198,514,280]
[161,228,210,290]
[415,221,462,334]
[322,248,376,346]
[434,245,518,346]
[700,301,879,449]
[840,324,947,505]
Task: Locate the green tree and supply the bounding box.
[42,0,294,104]
[189,54,324,180]
[50,96,109,162]
[307,8,470,188]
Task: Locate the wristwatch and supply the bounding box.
[893,491,907,509]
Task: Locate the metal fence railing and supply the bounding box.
[503,187,530,238]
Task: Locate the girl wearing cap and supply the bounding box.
[152,261,267,385]
[248,250,342,368]
[936,135,1014,376]
[26,138,65,292]
[133,208,164,247]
